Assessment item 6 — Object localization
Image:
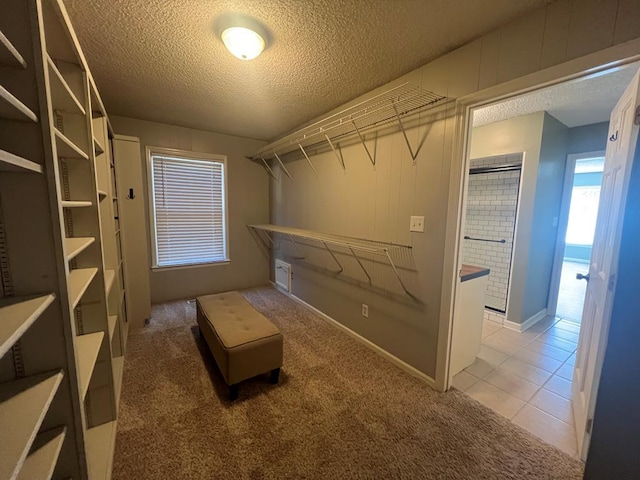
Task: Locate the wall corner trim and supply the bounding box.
[270,282,437,390]
[504,308,548,333]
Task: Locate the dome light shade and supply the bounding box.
[221,26,265,60]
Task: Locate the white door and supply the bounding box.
[572,69,640,459]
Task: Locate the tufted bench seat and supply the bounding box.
[196,291,283,401]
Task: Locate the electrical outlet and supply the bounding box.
[410,216,425,232]
[361,304,369,318]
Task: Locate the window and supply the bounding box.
[148,148,228,268]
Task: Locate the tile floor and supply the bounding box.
[556,260,589,323]
[453,315,581,458]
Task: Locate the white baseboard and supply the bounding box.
[504,308,548,333]
[269,282,436,389]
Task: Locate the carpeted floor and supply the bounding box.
[112,287,584,479]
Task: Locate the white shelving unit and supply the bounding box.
[0,1,129,478]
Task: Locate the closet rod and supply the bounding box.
[469,163,522,175]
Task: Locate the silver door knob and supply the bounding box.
[576,273,590,281]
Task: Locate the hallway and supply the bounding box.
[556,260,589,323]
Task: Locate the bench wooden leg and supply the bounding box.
[270,368,280,385]
[229,384,238,401]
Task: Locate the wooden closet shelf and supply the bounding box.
[0,294,55,358]
[75,332,104,400]
[67,267,98,309]
[61,200,92,208]
[0,30,27,68]
[64,237,95,262]
[0,84,38,122]
[54,128,89,160]
[47,55,85,115]
[0,370,64,480]
[17,427,66,480]
[0,149,42,173]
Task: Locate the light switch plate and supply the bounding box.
[410,216,425,232]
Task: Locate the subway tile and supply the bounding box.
[467,380,526,419]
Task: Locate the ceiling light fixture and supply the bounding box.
[216,14,269,61]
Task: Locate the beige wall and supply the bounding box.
[270,0,640,380]
[110,116,269,303]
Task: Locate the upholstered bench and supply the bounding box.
[196,291,283,401]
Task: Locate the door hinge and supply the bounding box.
[608,274,616,292]
[635,105,640,126]
[586,417,594,434]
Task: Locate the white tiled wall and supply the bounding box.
[463,154,522,312]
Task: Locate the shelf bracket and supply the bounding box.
[261,157,278,180]
[392,100,418,163]
[298,144,318,175]
[349,247,371,284]
[258,229,279,250]
[352,121,375,169]
[383,249,416,300]
[323,242,343,274]
[325,134,345,171]
[288,234,306,260]
[273,152,292,179]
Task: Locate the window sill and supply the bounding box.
[151,260,230,272]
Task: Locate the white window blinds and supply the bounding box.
[150,153,228,267]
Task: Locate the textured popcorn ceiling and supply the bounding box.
[473,63,640,128]
[64,0,553,141]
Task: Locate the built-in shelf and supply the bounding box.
[75,332,104,400]
[98,190,107,200]
[53,128,89,160]
[17,427,66,480]
[0,371,64,480]
[64,237,95,262]
[104,269,115,295]
[0,294,55,358]
[0,84,38,122]
[113,356,123,409]
[0,149,42,173]
[67,267,98,309]
[93,136,104,155]
[85,420,117,480]
[47,55,85,115]
[108,315,117,341]
[61,200,92,208]
[0,30,27,68]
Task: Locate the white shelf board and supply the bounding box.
[53,128,89,160]
[85,420,117,480]
[104,269,115,295]
[47,55,85,115]
[0,30,27,68]
[93,136,104,156]
[0,294,55,358]
[75,331,104,400]
[17,427,66,480]
[0,370,64,480]
[60,200,92,208]
[67,267,98,309]
[113,356,123,409]
[108,314,117,341]
[0,84,37,122]
[64,237,95,262]
[0,149,42,173]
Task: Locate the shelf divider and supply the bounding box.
[0,84,38,122]
[75,332,104,400]
[104,269,115,295]
[61,200,92,208]
[0,294,55,358]
[85,420,117,480]
[0,371,64,480]
[0,149,42,173]
[17,427,67,480]
[64,237,95,262]
[108,315,117,341]
[67,267,98,309]
[47,55,86,115]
